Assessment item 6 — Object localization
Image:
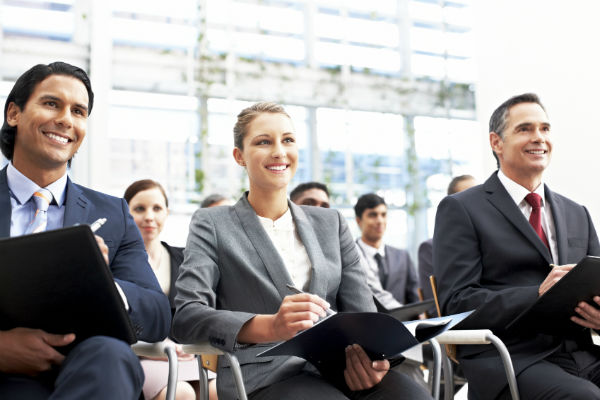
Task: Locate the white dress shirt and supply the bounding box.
[497,170,558,263]
[257,209,312,290]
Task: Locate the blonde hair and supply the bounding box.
[233,102,290,149]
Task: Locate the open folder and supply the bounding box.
[374,298,436,321]
[257,310,472,374]
[507,255,600,335]
[0,225,137,346]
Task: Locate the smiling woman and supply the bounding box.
[171,102,432,400]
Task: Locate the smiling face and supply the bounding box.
[128,187,169,245]
[490,102,551,190]
[7,74,88,183]
[233,112,298,196]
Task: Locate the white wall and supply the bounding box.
[473,0,600,227]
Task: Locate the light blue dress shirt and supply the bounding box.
[7,162,68,237]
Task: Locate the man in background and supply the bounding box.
[289,181,330,208]
[418,174,476,311]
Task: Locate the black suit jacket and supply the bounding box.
[0,167,171,343]
[162,241,184,313]
[433,172,600,400]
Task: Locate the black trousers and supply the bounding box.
[0,336,144,400]
[248,369,432,400]
[497,346,600,400]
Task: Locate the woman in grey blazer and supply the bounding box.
[172,102,431,400]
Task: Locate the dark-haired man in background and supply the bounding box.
[434,93,600,399]
[290,181,330,208]
[0,62,170,399]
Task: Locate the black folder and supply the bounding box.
[257,310,472,375]
[374,297,436,321]
[507,255,600,335]
[0,225,136,346]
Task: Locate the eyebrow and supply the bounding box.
[515,121,551,130]
[39,95,88,113]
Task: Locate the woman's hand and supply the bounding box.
[270,293,330,341]
[344,344,389,391]
[237,293,331,344]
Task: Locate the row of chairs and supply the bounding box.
[132,276,520,400]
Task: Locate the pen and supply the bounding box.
[90,218,107,233]
[285,284,336,316]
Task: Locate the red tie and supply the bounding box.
[525,193,550,250]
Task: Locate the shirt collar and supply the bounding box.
[497,169,546,207]
[7,162,68,206]
[357,238,385,257]
[256,208,294,231]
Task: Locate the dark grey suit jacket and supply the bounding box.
[433,172,600,400]
[172,194,376,398]
[381,245,420,305]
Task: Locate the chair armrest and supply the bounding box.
[181,343,225,355]
[132,341,176,358]
[435,329,492,345]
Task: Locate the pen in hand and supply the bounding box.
[286,284,336,316]
[90,218,107,233]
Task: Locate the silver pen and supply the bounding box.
[286,284,336,316]
[90,218,107,233]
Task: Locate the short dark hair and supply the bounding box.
[124,179,168,208]
[447,174,475,195]
[489,93,545,167]
[289,181,330,202]
[354,193,386,218]
[201,193,227,208]
[1,62,94,163]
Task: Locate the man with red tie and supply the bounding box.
[433,93,600,399]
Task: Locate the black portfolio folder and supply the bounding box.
[374,298,436,321]
[257,310,472,375]
[507,255,600,335]
[0,225,136,346]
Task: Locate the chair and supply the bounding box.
[182,342,248,400]
[131,341,178,400]
[429,276,520,400]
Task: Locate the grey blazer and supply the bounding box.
[172,194,376,398]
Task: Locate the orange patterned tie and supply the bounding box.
[26,188,52,234]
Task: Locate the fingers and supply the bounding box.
[94,235,110,265]
[42,333,76,347]
[572,297,600,329]
[538,264,575,296]
[272,294,331,340]
[344,344,389,391]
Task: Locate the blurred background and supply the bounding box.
[1,0,597,259]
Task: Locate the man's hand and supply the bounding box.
[0,328,75,375]
[344,344,389,391]
[270,293,329,341]
[572,296,600,330]
[94,235,109,265]
[538,264,575,296]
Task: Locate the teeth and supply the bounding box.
[268,165,286,171]
[46,133,69,144]
[528,150,545,154]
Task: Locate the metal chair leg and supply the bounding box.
[164,345,178,400]
[197,356,210,400]
[487,333,519,400]
[429,338,442,400]
[223,352,248,400]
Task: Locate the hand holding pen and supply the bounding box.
[90,218,109,265]
[286,284,336,316]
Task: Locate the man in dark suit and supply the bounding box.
[434,93,600,399]
[0,62,171,399]
[290,181,331,208]
[354,193,419,308]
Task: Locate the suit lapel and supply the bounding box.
[0,168,11,238]
[545,186,568,264]
[289,202,328,299]
[233,195,292,300]
[62,178,91,227]
[485,173,552,263]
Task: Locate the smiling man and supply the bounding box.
[0,62,171,399]
[434,93,600,399]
